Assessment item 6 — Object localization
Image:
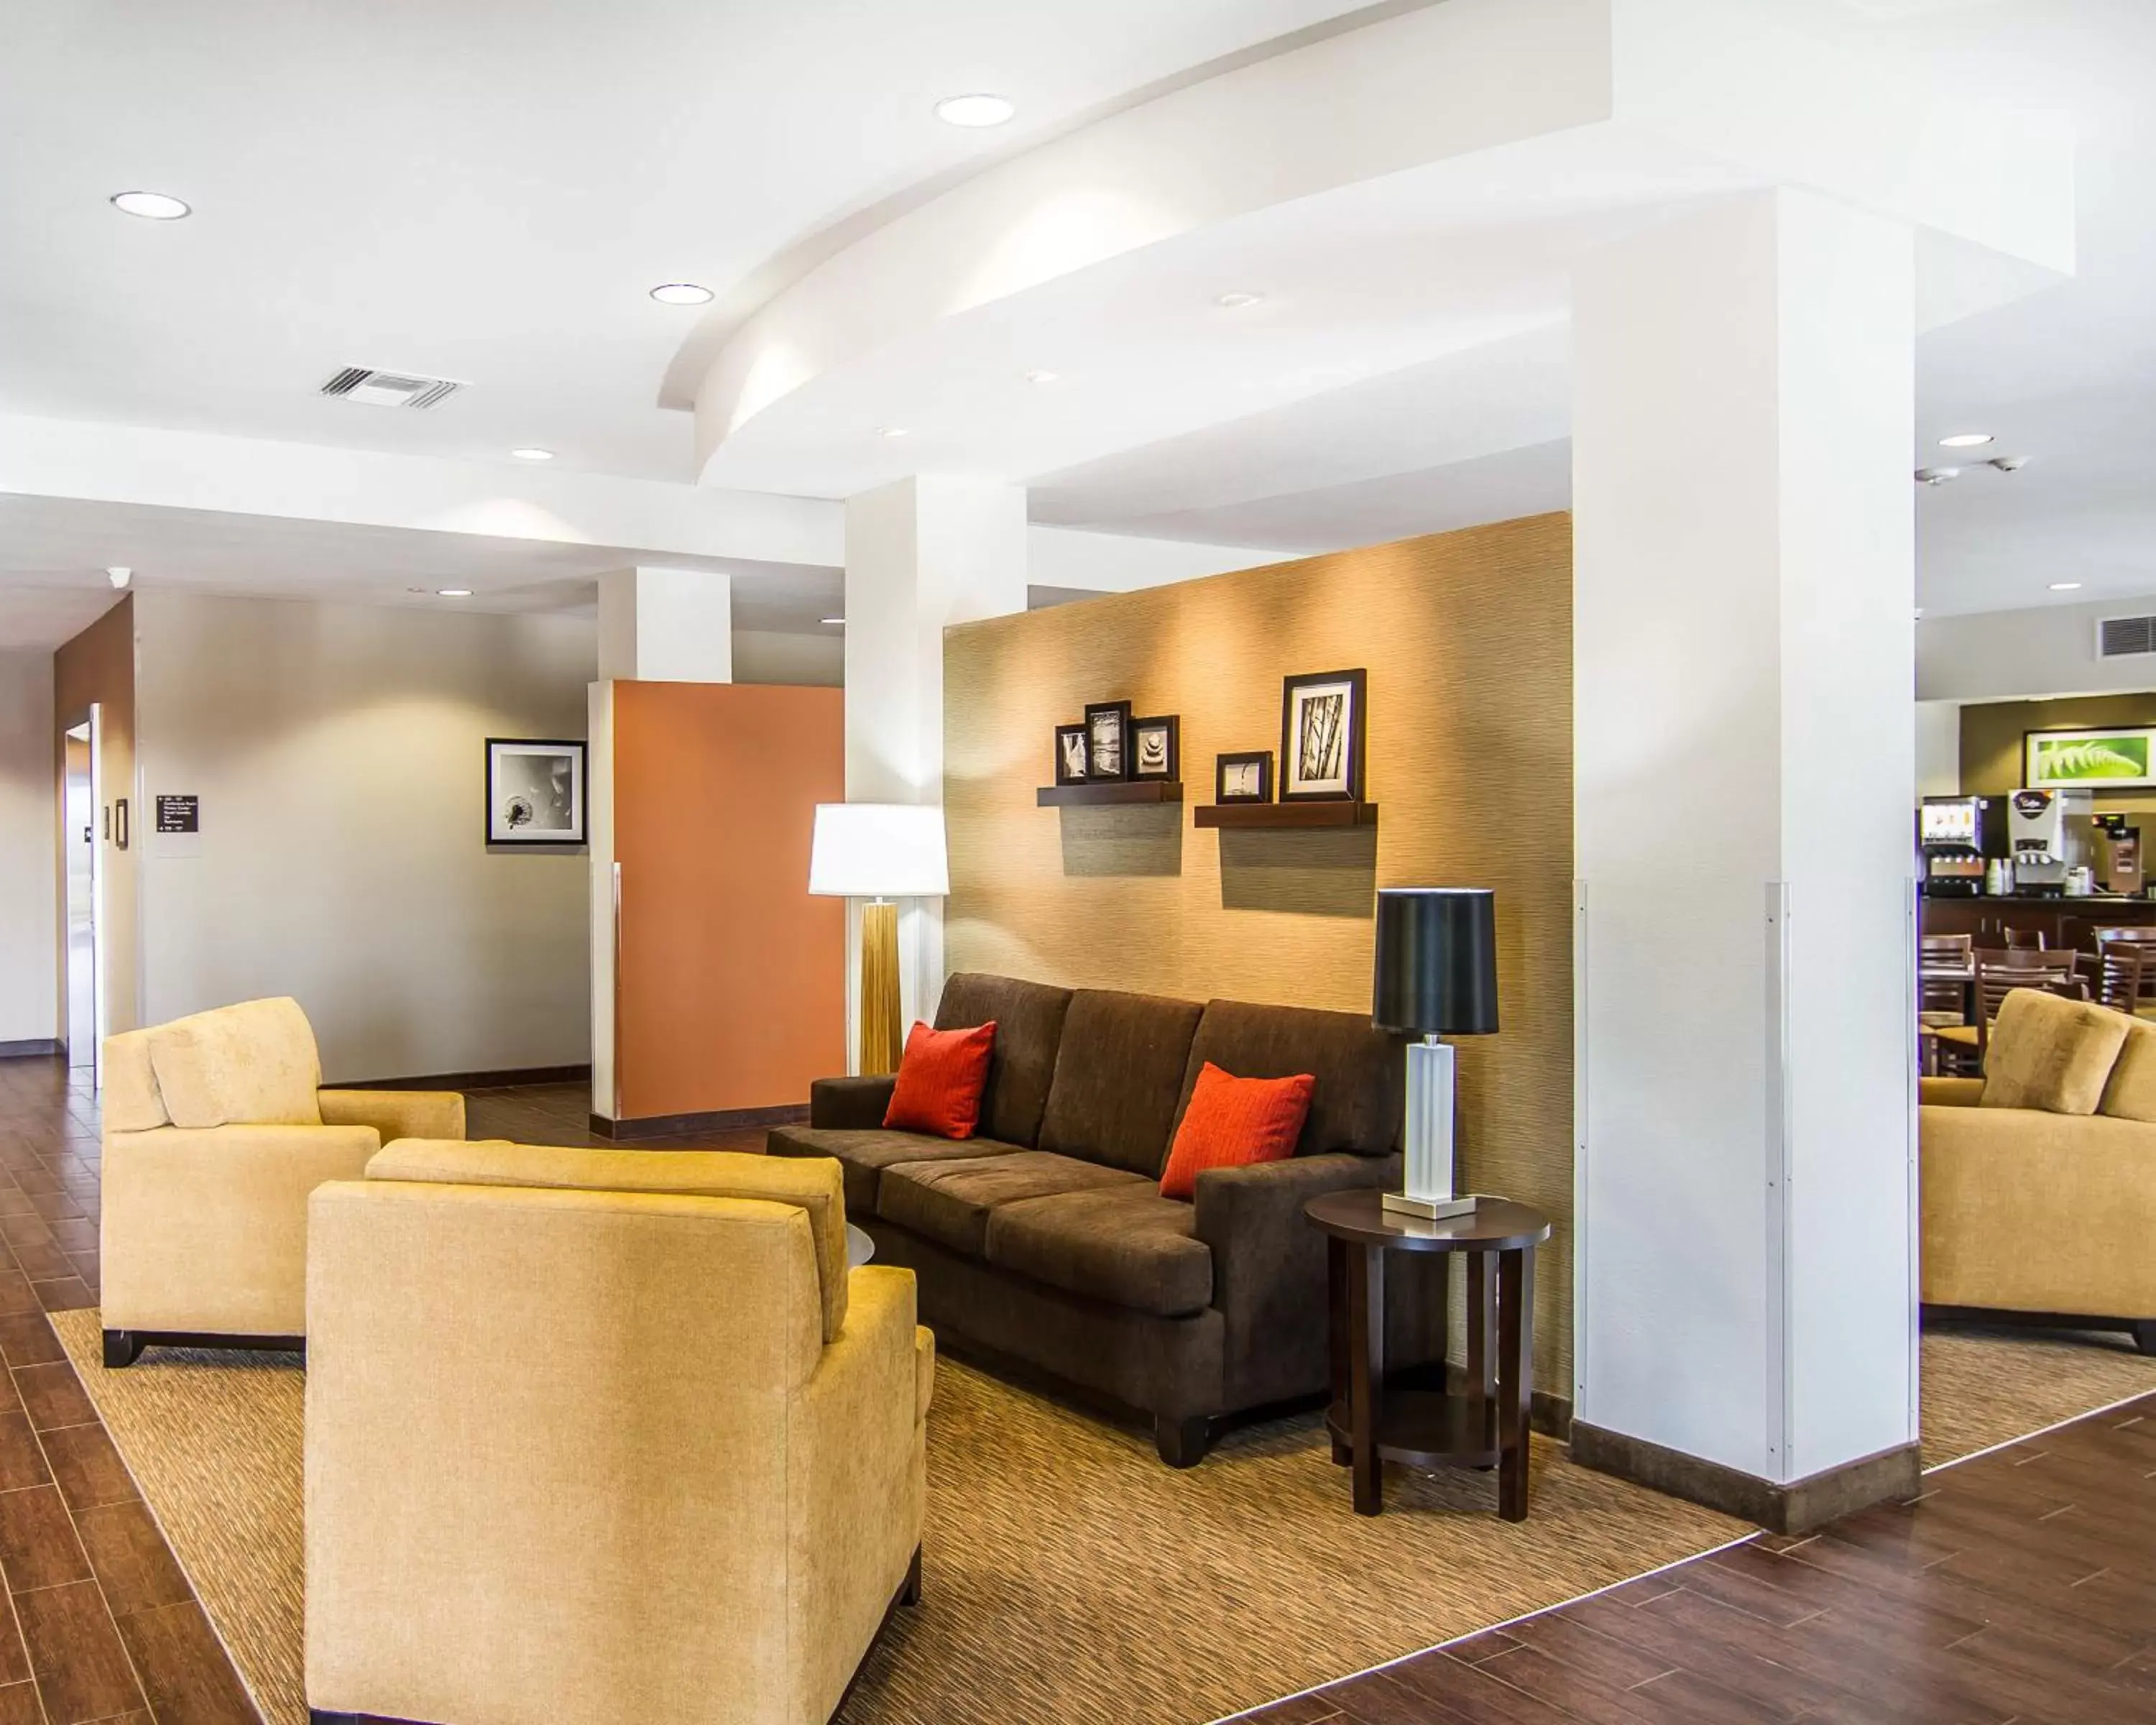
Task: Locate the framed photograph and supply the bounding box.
[1279,668,1366,802]
[1130,714,1179,782]
[1215,750,1273,804]
[1084,701,1133,782]
[1054,723,1091,786]
[2024,726,2156,791]
[487,738,587,845]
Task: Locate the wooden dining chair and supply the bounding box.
[1928,949,2087,1072]
[2095,936,2156,1019]
[2002,926,2047,951]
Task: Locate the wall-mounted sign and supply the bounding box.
[156,794,200,835]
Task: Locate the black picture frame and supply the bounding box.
[1215,750,1273,804]
[486,737,589,845]
[1054,723,1091,786]
[1130,714,1179,782]
[1083,701,1133,782]
[1279,668,1366,802]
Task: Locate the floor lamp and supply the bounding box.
[1373,887,1498,1220]
[809,804,950,1076]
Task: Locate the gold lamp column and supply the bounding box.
[809,804,950,1077]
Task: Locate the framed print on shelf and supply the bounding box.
[1131,714,1179,782]
[1054,723,1091,786]
[1083,701,1133,782]
[486,737,587,845]
[2024,725,2156,791]
[1215,750,1273,804]
[1279,668,1366,802]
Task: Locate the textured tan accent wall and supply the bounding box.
[944,513,1575,1390]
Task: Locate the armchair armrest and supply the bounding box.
[320,1088,466,1143]
[1192,1152,1399,1404]
[809,1075,895,1130]
[1918,1076,1984,1108]
[787,1264,926,1716]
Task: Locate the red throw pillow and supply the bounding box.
[1158,1062,1315,1200]
[884,1021,997,1140]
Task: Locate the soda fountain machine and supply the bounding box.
[1918,796,2008,897]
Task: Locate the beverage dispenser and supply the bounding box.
[1918,796,2007,897]
[2009,788,2094,896]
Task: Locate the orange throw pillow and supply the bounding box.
[1158,1062,1315,1200]
[884,1021,997,1139]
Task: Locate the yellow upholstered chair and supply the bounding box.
[304,1143,931,1725]
[1920,991,2156,1354]
[100,997,464,1365]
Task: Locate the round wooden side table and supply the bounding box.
[1302,1190,1552,1521]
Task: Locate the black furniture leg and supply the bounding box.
[900,1544,923,1606]
[1154,1413,1213,1468]
[1497,1245,1536,1522]
[102,1330,144,1369]
[2133,1319,2154,1357]
[1349,1241,1385,1515]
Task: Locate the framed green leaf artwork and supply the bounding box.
[2023,727,2156,790]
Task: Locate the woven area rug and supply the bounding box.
[47,1311,2156,1725]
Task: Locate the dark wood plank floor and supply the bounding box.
[6,1052,2152,1725]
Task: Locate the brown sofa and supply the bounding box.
[768,972,1435,1464]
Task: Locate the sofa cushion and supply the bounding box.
[766,1124,1019,1215]
[1174,998,1402,1158]
[885,1021,996,1138]
[936,973,1073,1149]
[145,997,323,1130]
[101,1029,170,1133]
[1038,990,1204,1177]
[2099,1017,2156,1123]
[1158,1062,1314,1200]
[986,1185,1215,1318]
[367,1138,854,1342]
[1980,990,2129,1116]
[878,1151,1143,1259]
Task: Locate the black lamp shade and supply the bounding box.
[1372,888,1498,1036]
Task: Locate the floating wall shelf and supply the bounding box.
[1036,781,1184,808]
[1194,801,1379,829]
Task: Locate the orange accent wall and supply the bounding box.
[612,681,846,1120]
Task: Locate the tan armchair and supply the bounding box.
[100,998,463,1366]
[305,1142,931,1725]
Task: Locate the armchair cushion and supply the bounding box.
[145,996,323,1129]
[2100,1018,2156,1123]
[319,1090,465,1144]
[102,1029,169,1133]
[1979,990,2128,1116]
[986,1184,1213,1317]
[367,1140,852,1342]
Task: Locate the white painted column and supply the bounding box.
[842,477,1028,1055]
[589,566,734,1119]
[1573,190,1917,1494]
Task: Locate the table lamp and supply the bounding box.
[1372,887,1498,1220]
[809,804,950,1075]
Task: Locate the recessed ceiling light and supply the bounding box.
[935,93,1015,128]
[650,282,714,305]
[106,567,132,589]
[878,426,908,439]
[109,190,190,221]
[1216,291,1264,309]
[1025,369,1059,385]
[437,588,474,598]
[510,447,554,461]
[821,616,845,627]
[1940,432,1994,449]
[2049,581,2083,592]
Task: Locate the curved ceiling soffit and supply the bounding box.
[677,0,1615,482]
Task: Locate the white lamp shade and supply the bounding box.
[808,803,949,898]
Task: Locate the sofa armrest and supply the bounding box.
[1192,1152,1399,1404]
[1919,1076,1984,1108]
[320,1088,466,1143]
[1921,1104,2156,1317]
[787,1265,926,1718]
[809,1075,895,1130]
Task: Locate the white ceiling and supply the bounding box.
[0,0,2150,636]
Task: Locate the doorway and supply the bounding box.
[61,714,101,1087]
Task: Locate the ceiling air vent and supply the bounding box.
[318,367,463,409]
[2097,615,2156,660]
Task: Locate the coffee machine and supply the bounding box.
[2008,788,2094,896]
[2096,812,2143,896]
[1919,796,2008,896]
